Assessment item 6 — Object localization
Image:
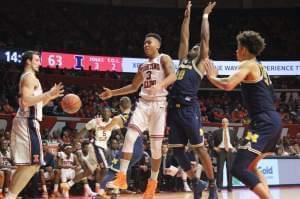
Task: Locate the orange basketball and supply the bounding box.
[61,94,82,114]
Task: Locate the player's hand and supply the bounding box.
[48,82,64,100]
[184,1,192,18]
[99,87,113,100]
[204,1,216,15]
[203,59,218,78]
[148,84,163,96]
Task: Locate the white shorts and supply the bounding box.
[128,99,167,139]
[61,168,75,182]
[10,117,43,165]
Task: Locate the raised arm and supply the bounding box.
[198,2,216,61]
[204,59,251,91]
[178,1,192,60]
[99,72,143,100]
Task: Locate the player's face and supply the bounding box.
[144,37,160,58]
[82,145,89,154]
[65,147,72,155]
[162,145,168,154]
[188,45,200,59]
[111,140,119,150]
[0,140,9,150]
[30,54,41,72]
[236,43,246,61]
[102,109,112,121]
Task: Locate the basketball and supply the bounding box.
[61,94,82,114]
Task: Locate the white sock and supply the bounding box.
[183,181,189,187]
[6,192,17,199]
[120,159,130,174]
[150,170,159,180]
[42,185,47,192]
[68,180,75,187]
[53,184,58,192]
[0,188,2,193]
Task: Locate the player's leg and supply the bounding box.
[184,105,217,199]
[231,149,270,199]
[111,101,147,190]
[3,170,11,196]
[0,171,4,198]
[143,101,167,199]
[7,165,40,199]
[39,169,48,197]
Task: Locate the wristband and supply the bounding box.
[203,14,209,19]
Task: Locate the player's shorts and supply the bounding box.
[128,98,167,139]
[239,111,282,155]
[61,168,75,182]
[10,117,43,165]
[93,144,109,169]
[167,102,204,148]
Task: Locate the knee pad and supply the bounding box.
[122,128,139,153]
[172,147,191,172]
[150,139,162,159]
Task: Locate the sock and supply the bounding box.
[183,181,189,187]
[0,188,2,193]
[95,183,100,192]
[84,184,91,192]
[150,170,159,180]
[120,159,130,174]
[4,188,8,193]
[6,192,17,199]
[53,184,58,192]
[42,185,47,192]
[68,180,75,187]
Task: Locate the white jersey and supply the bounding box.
[85,117,113,150]
[139,54,168,101]
[16,72,43,121]
[59,152,75,167]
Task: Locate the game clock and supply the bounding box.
[0,49,24,64]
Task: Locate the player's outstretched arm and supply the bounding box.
[178,1,192,60]
[43,82,64,106]
[198,1,216,62]
[99,72,143,100]
[204,59,251,91]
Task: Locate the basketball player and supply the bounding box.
[7,51,64,199]
[99,97,144,193]
[58,145,80,198]
[204,31,282,199]
[100,33,176,199]
[61,108,114,198]
[167,1,218,199]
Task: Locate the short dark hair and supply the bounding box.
[21,50,40,66]
[236,31,266,56]
[145,33,162,44]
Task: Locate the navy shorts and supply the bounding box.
[167,103,204,148]
[239,111,282,155]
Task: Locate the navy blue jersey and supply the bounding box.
[241,62,276,117]
[169,59,203,105]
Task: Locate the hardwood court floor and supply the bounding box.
[117,187,300,199]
